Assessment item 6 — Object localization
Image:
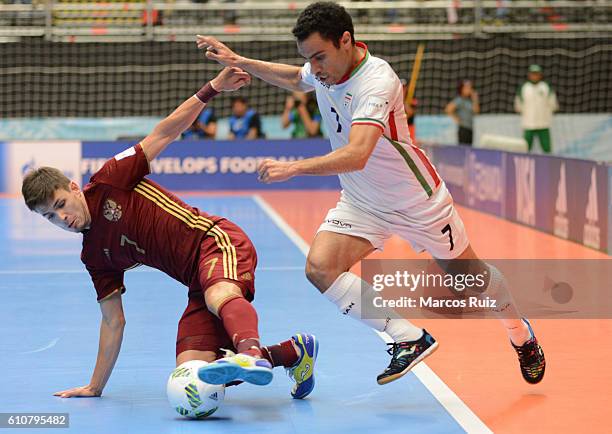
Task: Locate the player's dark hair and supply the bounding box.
[457,79,472,95]
[292,2,355,48]
[231,96,248,105]
[22,167,71,211]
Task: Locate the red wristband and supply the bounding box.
[194,82,219,104]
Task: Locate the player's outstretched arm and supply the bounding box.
[140,66,251,162]
[53,291,125,398]
[197,35,306,92]
[258,124,381,183]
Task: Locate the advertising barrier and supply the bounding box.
[429,145,467,205]
[608,165,612,255]
[1,140,81,195]
[466,148,505,218]
[505,153,608,252]
[426,145,610,254]
[0,140,609,253]
[81,139,340,191]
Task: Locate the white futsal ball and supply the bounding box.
[167,360,225,419]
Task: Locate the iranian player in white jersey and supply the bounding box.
[197,2,545,385]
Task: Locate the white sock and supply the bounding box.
[485,265,530,345]
[324,272,423,342]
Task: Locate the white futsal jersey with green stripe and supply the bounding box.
[300,43,441,212]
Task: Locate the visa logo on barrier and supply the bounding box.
[467,153,502,206]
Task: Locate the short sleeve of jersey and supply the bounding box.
[89,143,150,190]
[84,263,126,302]
[351,76,395,133]
[300,62,317,92]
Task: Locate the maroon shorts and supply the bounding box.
[176,219,258,357]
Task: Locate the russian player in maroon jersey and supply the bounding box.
[21,66,318,400]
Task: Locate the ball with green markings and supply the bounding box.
[167,360,225,419]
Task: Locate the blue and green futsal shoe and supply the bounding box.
[198,351,273,386]
[287,333,319,399]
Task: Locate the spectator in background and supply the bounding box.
[445,79,479,146]
[219,0,238,25]
[281,91,322,138]
[229,96,264,140]
[400,78,418,145]
[514,64,558,154]
[181,107,217,139]
[405,98,418,145]
[495,0,509,22]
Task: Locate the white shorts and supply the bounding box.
[317,184,469,260]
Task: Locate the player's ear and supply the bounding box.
[340,31,351,48]
[69,180,81,193]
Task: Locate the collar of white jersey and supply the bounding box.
[335,41,370,86]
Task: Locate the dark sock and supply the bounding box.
[262,339,300,368]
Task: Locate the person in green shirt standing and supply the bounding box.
[514,64,559,153]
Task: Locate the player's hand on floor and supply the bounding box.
[211,67,251,92]
[53,385,101,398]
[258,159,297,184]
[196,35,241,67]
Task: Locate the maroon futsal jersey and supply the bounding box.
[81,144,232,302]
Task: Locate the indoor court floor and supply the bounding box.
[0,191,609,434]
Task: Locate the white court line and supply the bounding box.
[0,265,303,275]
[253,194,492,434]
[20,338,60,354]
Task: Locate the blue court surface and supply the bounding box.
[0,196,472,434]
